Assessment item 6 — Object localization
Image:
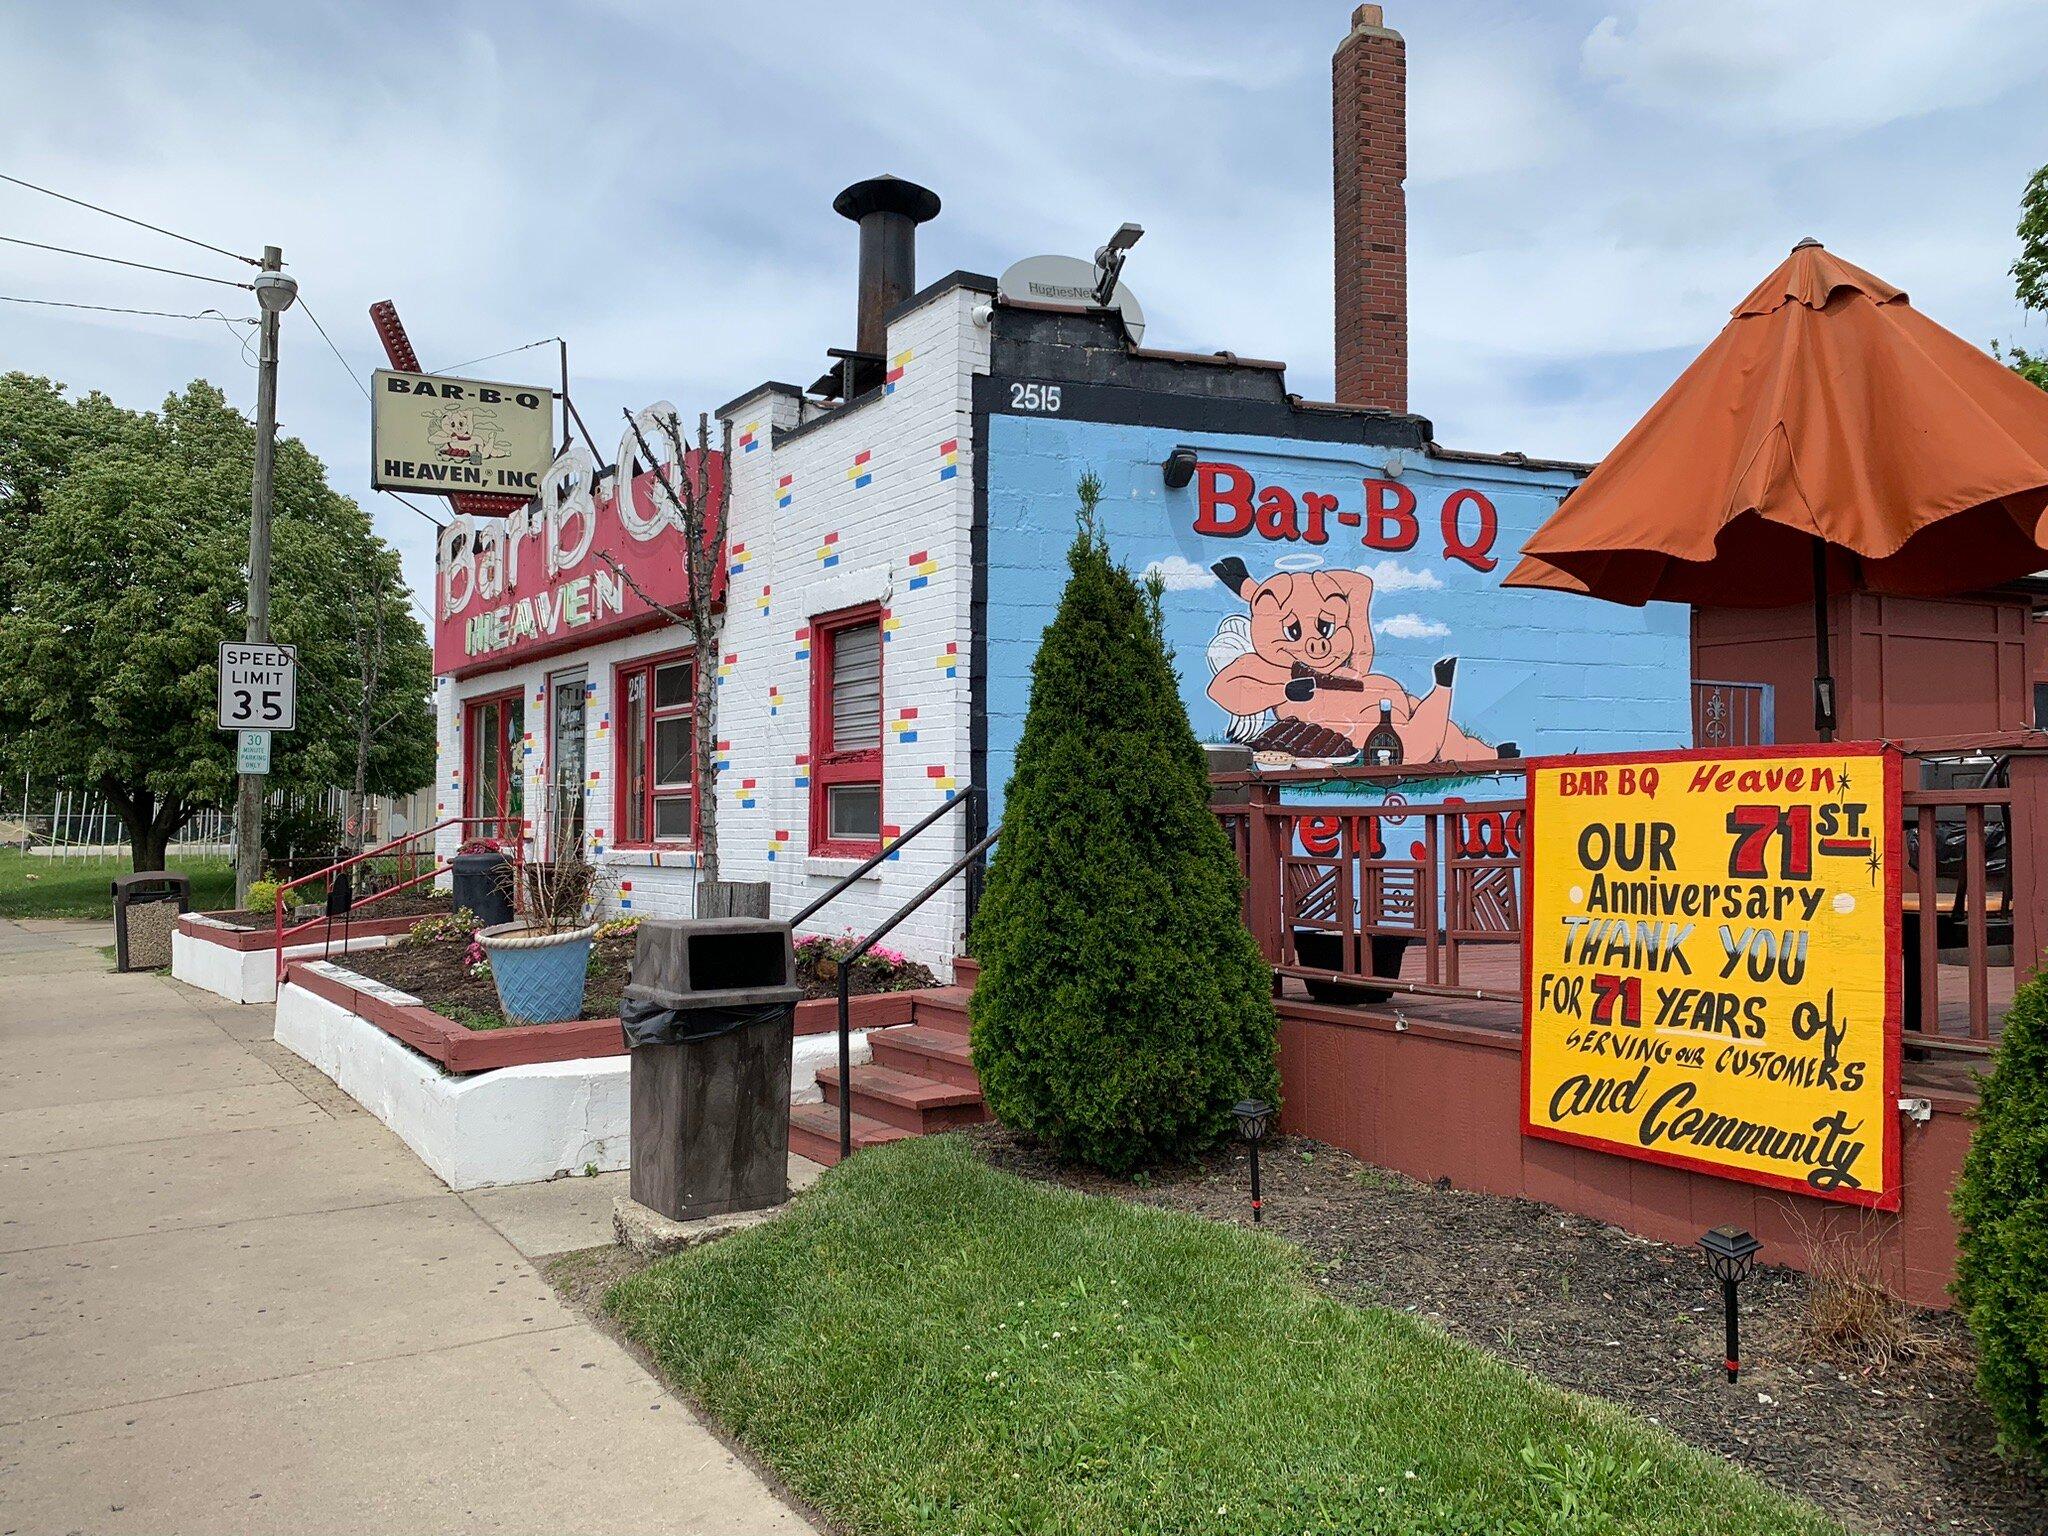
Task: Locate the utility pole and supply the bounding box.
[234,245,296,906]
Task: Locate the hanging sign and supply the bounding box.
[218,641,297,731]
[1522,745,1901,1209]
[372,369,556,498]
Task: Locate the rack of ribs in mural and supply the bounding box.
[1204,558,1518,770]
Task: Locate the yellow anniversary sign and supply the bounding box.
[1522,745,1900,1209]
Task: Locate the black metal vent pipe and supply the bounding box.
[833,175,941,358]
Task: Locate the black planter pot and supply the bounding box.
[1293,928,1413,1005]
[451,848,514,927]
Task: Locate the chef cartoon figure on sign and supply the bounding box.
[1204,555,1515,770]
[426,405,511,464]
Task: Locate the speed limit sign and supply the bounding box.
[218,641,297,732]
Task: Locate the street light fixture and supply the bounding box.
[1699,1225,1762,1382]
[1234,1098,1272,1223]
[252,269,299,314]
[1161,446,1198,489]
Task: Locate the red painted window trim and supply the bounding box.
[463,687,525,844]
[809,603,885,858]
[612,645,701,850]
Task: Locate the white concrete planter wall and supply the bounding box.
[172,923,397,1005]
[274,980,869,1189]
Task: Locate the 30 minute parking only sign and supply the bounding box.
[218,641,297,731]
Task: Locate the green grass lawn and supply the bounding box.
[0,847,235,920]
[607,1136,1841,1536]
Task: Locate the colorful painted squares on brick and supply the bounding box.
[589,824,608,856]
[767,829,790,862]
[738,421,760,453]
[728,541,752,578]
[618,877,634,912]
[756,584,771,616]
[777,473,794,509]
[794,626,811,662]
[714,739,731,773]
[881,822,902,861]
[926,763,958,798]
[817,531,841,568]
[768,685,781,718]
[793,754,810,790]
[937,437,958,480]
[881,608,901,644]
[885,349,912,395]
[935,641,959,678]
[717,651,736,686]
[907,549,938,590]
[845,451,872,490]
[889,706,919,744]
[737,778,758,809]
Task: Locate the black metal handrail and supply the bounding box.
[834,822,1001,1160]
[789,787,975,929]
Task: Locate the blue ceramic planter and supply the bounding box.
[477,922,596,1026]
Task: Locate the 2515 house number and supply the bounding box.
[1008,382,1062,413]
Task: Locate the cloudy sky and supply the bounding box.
[4,0,2045,609]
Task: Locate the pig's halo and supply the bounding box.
[1271,552,1325,572]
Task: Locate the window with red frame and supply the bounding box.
[464,690,524,843]
[615,653,697,845]
[809,607,883,856]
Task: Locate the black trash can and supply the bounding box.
[111,871,192,973]
[450,847,514,927]
[620,917,800,1221]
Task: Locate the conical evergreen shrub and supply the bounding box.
[1954,970,2048,1462]
[969,475,1279,1172]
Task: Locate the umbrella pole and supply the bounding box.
[1812,539,1837,742]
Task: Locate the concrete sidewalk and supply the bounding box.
[0,918,813,1535]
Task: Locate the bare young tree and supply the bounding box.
[603,407,732,890]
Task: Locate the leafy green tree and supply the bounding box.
[2001,165,2048,391]
[0,374,433,870]
[968,473,1278,1172]
[1954,971,2048,1463]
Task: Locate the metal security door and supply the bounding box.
[550,668,588,856]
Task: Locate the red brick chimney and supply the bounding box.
[1332,4,1407,412]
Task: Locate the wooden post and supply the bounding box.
[2006,753,2048,986]
[1245,781,1284,964]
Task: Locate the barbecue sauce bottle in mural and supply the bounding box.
[1365,699,1403,766]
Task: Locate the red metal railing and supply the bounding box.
[1216,736,2048,1055]
[272,816,524,981]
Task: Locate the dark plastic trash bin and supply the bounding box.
[449,847,513,927]
[621,917,800,1222]
[1293,928,1413,1005]
[111,871,192,972]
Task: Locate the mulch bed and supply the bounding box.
[206,889,452,931]
[337,925,939,1030]
[966,1123,2047,1536]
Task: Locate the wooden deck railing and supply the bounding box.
[1215,734,2048,1056]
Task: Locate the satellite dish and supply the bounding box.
[998,254,1146,346]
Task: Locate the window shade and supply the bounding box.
[830,623,882,751]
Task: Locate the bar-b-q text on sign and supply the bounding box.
[1521,745,1902,1209]
[218,642,297,732]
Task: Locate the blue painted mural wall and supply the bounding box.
[984,414,1692,816]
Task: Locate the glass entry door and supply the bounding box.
[549,668,588,856]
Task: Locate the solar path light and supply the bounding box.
[1699,1226,1762,1383]
[1234,1099,1273,1223]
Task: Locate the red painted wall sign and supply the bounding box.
[1192,459,1500,572]
[435,416,725,677]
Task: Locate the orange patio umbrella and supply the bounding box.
[1504,239,2048,739]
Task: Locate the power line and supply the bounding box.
[0,233,253,289]
[296,295,372,402]
[433,335,561,375]
[0,292,255,323]
[0,172,259,266]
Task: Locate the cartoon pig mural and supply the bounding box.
[1204,558,1514,769]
